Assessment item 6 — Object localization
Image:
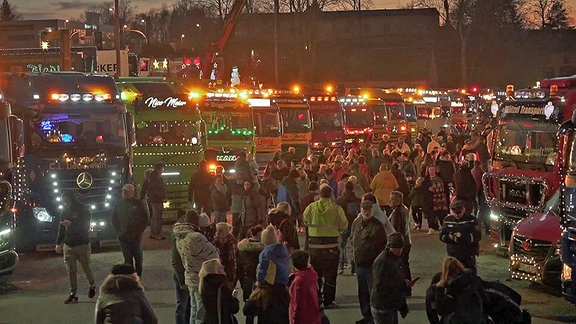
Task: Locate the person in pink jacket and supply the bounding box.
[370,163,399,216]
[289,250,321,324]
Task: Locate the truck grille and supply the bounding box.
[483,172,547,213]
[513,235,553,263]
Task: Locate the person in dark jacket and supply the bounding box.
[148,163,167,240]
[95,263,157,324]
[336,181,361,274]
[371,233,412,324]
[198,259,240,324]
[112,184,149,277]
[352,200,388,324]
[269,203,300,252]
[55,190,96,304]
[237,225,265,324]
[214,222,238,290]
[440,200,482,273]
[240,180,266,240]
[433,256,484,324]
[409,177,427,230]
[437,151,456,207]
[271,160,290,182]
[188,160,215,216]
[172,210,191,324]
[235,151,256,184]
[454,161,477,215]
[211,175,231,223]
[390,163,410,208]
[389,191,413,296]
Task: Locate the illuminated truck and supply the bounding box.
[0,47,96,73]
[307,91,344,154]
[3,72,132,252]
[0,88,18,277]
[248,89,281,166]
[196,88,255,173]
[561,110,576,304]
[274,90,311,159]
[483,84,575,255]
[341,96,372,147]
[116,77,205,219]
[399,91,422,138]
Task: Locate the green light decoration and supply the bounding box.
[208,126,253,136]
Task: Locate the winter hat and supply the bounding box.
[387,232,405,249]
[261,224,278,246]
[449,200,465,213]
[199,213,211,228]
[111,263,136,275]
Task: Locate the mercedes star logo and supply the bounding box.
[76,172,93,190]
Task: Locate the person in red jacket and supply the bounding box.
[289,250,321,324]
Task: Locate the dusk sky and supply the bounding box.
[14,0,576,21]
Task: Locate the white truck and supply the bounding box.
[95,50,129,77]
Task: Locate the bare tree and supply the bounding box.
[80,0,136,27]
[403,0,450,26]
[527,0,572,29]
[1,0,21,21]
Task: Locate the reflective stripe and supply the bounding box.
[309,243,339,249]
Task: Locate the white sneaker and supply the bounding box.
[427,228,437,235]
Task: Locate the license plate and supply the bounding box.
[518,263,537,274]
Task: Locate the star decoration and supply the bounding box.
[153,60,160,69]
[162,59,168,69]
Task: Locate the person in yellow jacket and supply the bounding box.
[302,184,348,309]
[370,163,399,216]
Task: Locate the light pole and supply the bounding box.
[123,24,128,48]
[113,0,121,78]
[180,34,185,48]
[141,19,147,42]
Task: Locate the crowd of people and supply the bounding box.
[52,125,499,324]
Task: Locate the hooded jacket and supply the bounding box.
[371,203,396,236]
[289,267,321,324]
[257,243,290,286]
[200,273,240,324]
[237,237,265,282]
[95,274,157,324]
[56,202,91,247]
[302,198,348,242]
[370,171,399,207]
[173,223,219,287]
[371,249,408,313]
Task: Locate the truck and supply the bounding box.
[561,110,576,304]
[307,92,344,154]
[194,87,255,173]
[274,90,311,160]
[95,50,129,77]
[249,89,282,166]
[483,83,576,255]
[341,96,372,148]
[116,77,205,220]
[3,72,132,252]
[0,88,18,278]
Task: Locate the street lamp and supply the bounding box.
[141,19,147,35]
[180,34,185,48]
[123,24,127,48]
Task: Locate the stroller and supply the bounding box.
[426,272,532,324]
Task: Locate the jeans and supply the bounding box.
[120,240,143,276]
[357,266,374,323]
[339,230,351,269]
[402,245,412,294]
[214,211,228,224]
[195,200,212,216]
[232,212,242,239]
[189,286,203,324]
[63,244,95,294]
[371,307,398,324]
[411,206,422,227]
[309,247,340,305]
[173,276,190,324]
[150,203,164,237]
[240,276,256,324]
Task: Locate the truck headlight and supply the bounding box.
[0,228,11,238]
[490,212,499,221]
[33,207,53,222]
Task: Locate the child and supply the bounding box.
[289,250,321,324]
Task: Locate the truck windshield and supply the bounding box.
[253,110,280,137]
[388,103,406,120]
[204,111,253,140]
[280,108,310,133]
[405,104,417,122]
[345,108,373,127]
[494,120,557,164]
[371,105,387,124]
[136,120,199,145]
[312,109,343,131]
[28,112,126,154]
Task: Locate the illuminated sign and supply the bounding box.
[503,105,545,116]
[145,96,187,109]
[27,63,60,72]
[216,154,238,162]
[248,98,271,107]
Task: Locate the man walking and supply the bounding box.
[303,184,348,308]
[371,233,411,324]
[352,200,388,324]
[148,163,166,240]
[112,184,149,277]
[388,191,412,295]
[439,200,482,273]
[188,160,214,216]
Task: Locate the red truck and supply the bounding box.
[484,80,576,255]
[307,92,345,154]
